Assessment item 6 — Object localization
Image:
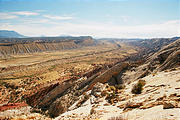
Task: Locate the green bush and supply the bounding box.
[131,80,146,94]
[106,92,116,104]
[109,86,116,91]
[115,84,125,89]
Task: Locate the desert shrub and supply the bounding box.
[106,92,116,99]
[115,84,125,89]
[109,86,116,91]
[105,85,125,104]
[107,85,116,92]
[131,80,146,94]
[105,92,117,104]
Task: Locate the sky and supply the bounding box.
[0,0,179,38]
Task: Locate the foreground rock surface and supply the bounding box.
[52,68,180,120]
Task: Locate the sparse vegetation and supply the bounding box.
[109,85,116,91]
[131,80,146,94]
[115,84,125,89]
[105,85,118,104]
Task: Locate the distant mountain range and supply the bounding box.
[0,30,26,38]
[0,36,94,57]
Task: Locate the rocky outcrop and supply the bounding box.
[26,83,60,107]
[86,62,129,90]
[128,37,180,58]
[125,39,180,81]
[147,39,180,71]
[47,77,88,117]
[26,77,88,117]
[37,81,73,109]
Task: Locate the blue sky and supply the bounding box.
[0,0,179,38]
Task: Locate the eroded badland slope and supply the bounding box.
[0,36,94,58]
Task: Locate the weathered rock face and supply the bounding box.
[37,81,73,109]
[147,39,180,71]
[48,95,73,117]
[46,62,128,117]
[126,39,180,81]
[86,62,129,90]
[26,77,88,117]
[26,83,60,107]
[128,37,180,58]
[158,50,180,71]
[47,77,88,117]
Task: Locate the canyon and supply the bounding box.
[0,35,180,120]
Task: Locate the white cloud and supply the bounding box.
[21,19,50,24]
[43,15,73,20]
[0,11,39,20]
[0,20,179,38]
[0,13,18,20]
[12,11,39,16]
